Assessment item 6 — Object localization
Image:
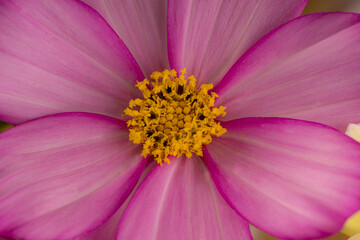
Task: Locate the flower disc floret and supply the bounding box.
[124,69,227,165]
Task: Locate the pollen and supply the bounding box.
[124,69,227,165]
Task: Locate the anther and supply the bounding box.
[124,69,227,165]
[149,95,157,103]
[177,85,184,95]
[158,92,165,100]
[149,112,156,119]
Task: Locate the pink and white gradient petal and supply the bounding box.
[204,117,360,239]
[0,0,143,125]
[81,0,169,77]
[167,0,308,86]
[0,113,146,240]
[215,13,360,132]
[116,156,252,240]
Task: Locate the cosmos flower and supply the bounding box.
[0,0,360,240]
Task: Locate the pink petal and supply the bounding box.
[116,156,252,240]
[167,0,308,85]
[0,113,146,240]
[81,0,169,77]
[204,117,360,239]
[75,161,156,240]
[0,0,143,125]
[215,13,360,132]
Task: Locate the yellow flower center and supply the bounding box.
[124,69,227,165]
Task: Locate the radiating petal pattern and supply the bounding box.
[215,13,360,132]
[81,0,169,77]
[204,117,360,239]
[116,156,251,240]
[0,0,143,125]
[0,113,146,240]
[75,161,156,240]
[167,0,308,85]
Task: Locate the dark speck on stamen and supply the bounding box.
[158,91,165,100]
[177,85,184,95]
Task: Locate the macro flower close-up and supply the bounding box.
[1,0,360,240]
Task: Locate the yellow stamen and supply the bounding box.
[124,69,227,165]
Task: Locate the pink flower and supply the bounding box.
[0,0,360,240]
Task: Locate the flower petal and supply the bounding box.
[215,13,360,132]
[75,161,156,240]
[0,113,146,240]
[167,0,308,85]
[116,156,251,240]
[0,0,143,125]
[81,0,169,76]
[204,117,360,239]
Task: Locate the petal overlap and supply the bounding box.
[204,117,360,239]
[0,0,143,125]
[167,0,308,85]
[81,0,169,77]
[0,113,146,240]
[116,156,251,240]
[215,13,360,131]
[75,161,156,240]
